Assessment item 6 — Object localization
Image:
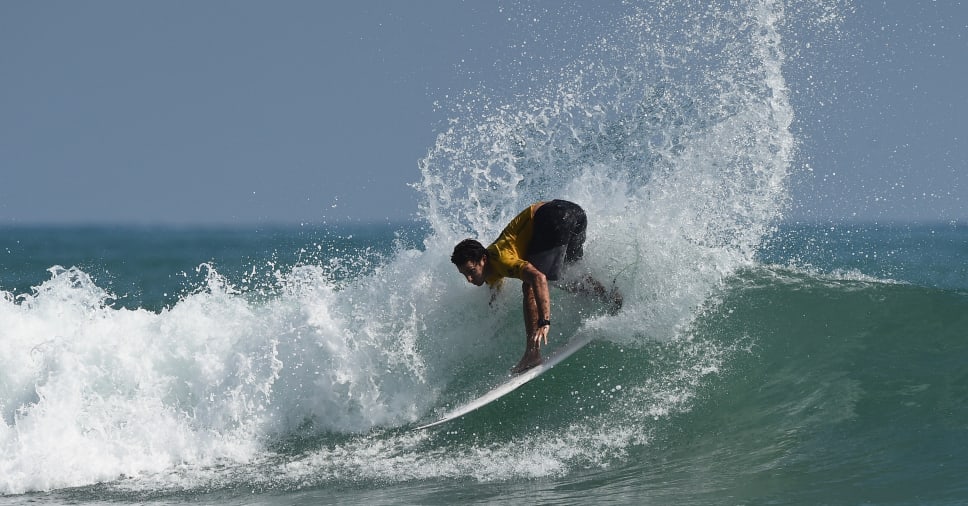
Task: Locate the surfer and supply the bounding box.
[451,199,621,374]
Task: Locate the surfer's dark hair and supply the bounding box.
[451,239,487,265]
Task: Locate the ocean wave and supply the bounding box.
[0,0,835,497]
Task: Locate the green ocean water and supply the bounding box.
[4,0,967,503]
[1,223,966,505]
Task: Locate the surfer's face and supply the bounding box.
[457,258,487,286]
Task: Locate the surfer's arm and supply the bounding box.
[520,263,551,345]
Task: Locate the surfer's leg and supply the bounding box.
[563,204,586,263]
[528,201,572,282]
[553,203,621,313]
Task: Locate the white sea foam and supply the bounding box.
[0,0,826,494]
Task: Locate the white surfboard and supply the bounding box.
[415,332,596,430]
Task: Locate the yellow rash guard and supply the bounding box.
[484,202,543,285]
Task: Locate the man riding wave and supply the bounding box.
[451,199,622,373]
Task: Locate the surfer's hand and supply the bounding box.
[531,324,550,348]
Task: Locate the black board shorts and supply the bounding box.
[527,200,587,281]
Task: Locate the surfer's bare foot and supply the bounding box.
[607,288,623,314]
[511,350,542,374]
[569,276,622,314]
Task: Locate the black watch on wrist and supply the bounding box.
[537,318,551,328]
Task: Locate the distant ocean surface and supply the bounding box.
[5,0,968,503]
[1,222,965,505]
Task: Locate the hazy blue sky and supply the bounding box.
[792,1,967,223]
[2,1,965,225]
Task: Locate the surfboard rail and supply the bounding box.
[414,332,596,430]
